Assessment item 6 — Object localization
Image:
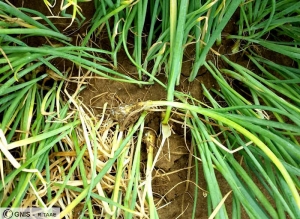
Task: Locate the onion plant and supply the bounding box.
[0,1,146,214]
[77,0,242,123]
[199,59,300,218]
[228,0,300,61]
[43,0,89,28]
[1,0,300,218]
[232,0,300,40]
[86,93,300,218]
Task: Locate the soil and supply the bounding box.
[8,1,287,218]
